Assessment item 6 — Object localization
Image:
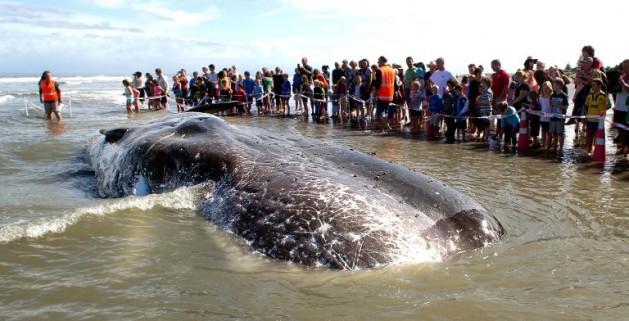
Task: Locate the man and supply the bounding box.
[374,56,395,130]
[341,60,355,89]
[208,64,218,84]
[404,56,418,101]
[582,45,604,70]
[155,68,169,109]
[332,62,343,86]
[39,70,62,122]
[299,57,313,82]
[132,71,145,106]
[491,59,510,104]
[429,57,455,96]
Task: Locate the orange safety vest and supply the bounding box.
[40,79,60,102]
[377,65,395,102]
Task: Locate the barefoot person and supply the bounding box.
[39,71,62,122]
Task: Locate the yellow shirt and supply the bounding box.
[585,90,607,122]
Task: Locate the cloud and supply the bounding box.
[90,0,220,26]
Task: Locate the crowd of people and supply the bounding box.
[121,45,628,156]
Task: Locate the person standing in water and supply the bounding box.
[39,71,63,122]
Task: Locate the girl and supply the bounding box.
[172,75,184,113]
[313,80,327,121]
[293,68,303,114]
[151,79,163,110]
[122,79,134,114]
[301,75,312,118]
[539,81,553,150]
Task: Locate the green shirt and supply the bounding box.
[263,77,272,93]
[405,67,417,88]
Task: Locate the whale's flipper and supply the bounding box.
[100,128,128,144]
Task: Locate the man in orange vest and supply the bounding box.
[39,70,63,122]
[374,56,395,130]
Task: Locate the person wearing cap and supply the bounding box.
[523,57,539,93]
[132,71,145,106]
[584,78,607,154]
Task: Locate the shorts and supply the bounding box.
[476,118,489,129]
[410,109,423,117]
[540,121,550,132]
[586,121,599,132]
[375,100,390,118]
[613,110,627,125]
[549,120,565,134]
[44,101,58,113]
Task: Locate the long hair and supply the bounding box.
[40,70,51,81]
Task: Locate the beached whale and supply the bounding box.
[88,113,504,269]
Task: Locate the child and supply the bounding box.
[442,84,456,144]
[313,80,327,121]
[293,68,303,114]
[281,74,291,116]
[550,79,569,152]
[253,78,264,114]
[336,77,348,121]
[476,77,493,142]
[301,75,312,117]
[122,79,134,114]
[584,78,607,154]
[499,101,520,153]
[151,79,163,110]
[539,81,553,150]
[234,84,247,115]
[409,80,425,134]
[172,75,184,113]
[453,85,469,141]
[428,85,443,139]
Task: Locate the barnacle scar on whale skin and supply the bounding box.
[88,113,504,270]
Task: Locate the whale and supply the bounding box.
[88,113,504,269]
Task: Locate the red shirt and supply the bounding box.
[491,69,510,101]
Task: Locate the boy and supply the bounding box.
[428,85,443,139]
[584,78,607,154]
[550,79,569,152]
[476,78,493,142]
[233,84,247,115]
[313,80,327,121]
[253,78,264,114]
[281,74,291,116]
[242,71,256,114]
[442,84,456,144]
[498,101,520,153]
[453,85,469,142]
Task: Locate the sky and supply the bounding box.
[0,0,627,76]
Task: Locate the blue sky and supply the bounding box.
[1,0,627,76]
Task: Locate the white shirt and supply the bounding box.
[157,75,169,91]
[430,70,454,95]
[614,78,628,112]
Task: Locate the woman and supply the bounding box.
[523,57,540,93]
[39,70,63,122]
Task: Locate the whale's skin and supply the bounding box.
[88,113,504,269]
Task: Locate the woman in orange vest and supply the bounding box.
[39,70,63,122]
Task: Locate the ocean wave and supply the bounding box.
[0,94,15,104]
[0,186,200,243]
[0,75,126,84]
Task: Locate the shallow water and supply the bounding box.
[0,76,628,320]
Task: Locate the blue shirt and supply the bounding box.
[281,80,291,96]
[501,106,520,128]
[253,84,263,98]
[429,94,443,113]
[242,78,255,95]
[292,74,302,90]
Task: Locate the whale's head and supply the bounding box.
[90,114,237,197]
